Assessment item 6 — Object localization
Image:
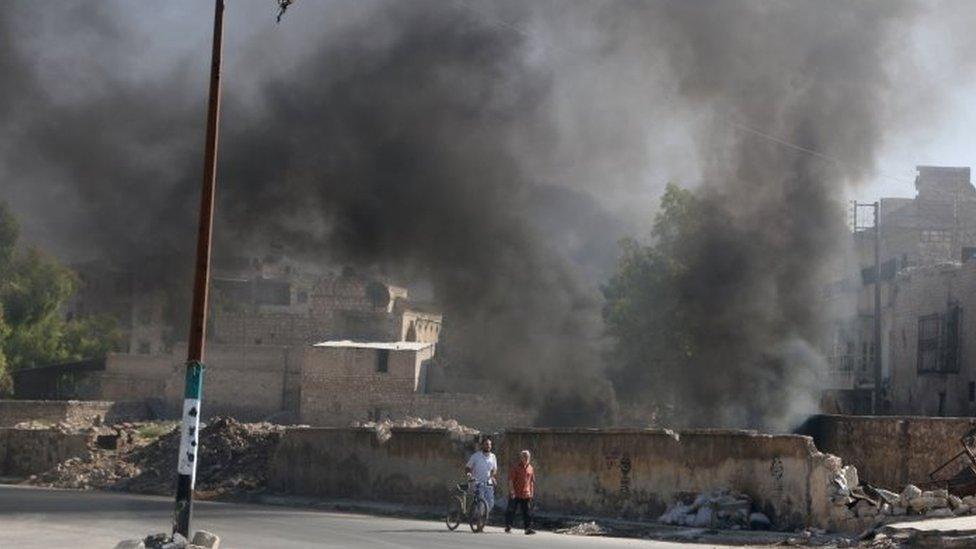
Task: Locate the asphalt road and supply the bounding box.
[0,485,743,549]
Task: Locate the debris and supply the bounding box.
[925,508,954,518]
[352,416,478,444]
[29,417,283,497]
[191,530,220,549]
[554,521,606,536]
[748,512,772,530]
[659,489,752,529]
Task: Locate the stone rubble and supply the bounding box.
[115,530,219,549]
[28,417,283,498]
[658,489,760,529]
[554,521,607,536]
[826,460,976,532]
[353,416,479,444]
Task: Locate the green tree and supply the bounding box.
[601,183,702,403]
[0,201,122,394]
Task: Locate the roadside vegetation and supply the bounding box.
[0,201,122,394]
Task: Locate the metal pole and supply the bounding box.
[873,201,883,414]
[174,0,224,537]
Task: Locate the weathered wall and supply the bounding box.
[500,429,835,529]
[801,414,976,489]
[300,345,533,430]
[887,264,976,417]
[0,428,89,477]
[163,344,303,421]
[0,399,149,427]
[269,427,469,505]
[268,427,839,530]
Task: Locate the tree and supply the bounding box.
[601,183,702,406]
[0,201,122,394]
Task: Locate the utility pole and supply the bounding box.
[174,0,224,538]
[853,201,883,414]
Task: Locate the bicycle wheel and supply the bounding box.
[446,497,462,531]
[469,497,487,532]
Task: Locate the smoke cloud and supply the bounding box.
[0,1,957,428]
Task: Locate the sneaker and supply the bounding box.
[525,529,536,535]
[504,527,511,533]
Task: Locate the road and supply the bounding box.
[0,485,743,548]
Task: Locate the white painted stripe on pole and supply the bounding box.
[177,397,202,484]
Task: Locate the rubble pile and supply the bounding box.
[354,416,479,443]
[658,489,770,530]
[827,463,976,528]
[30,417,283,498]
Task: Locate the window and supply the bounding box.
[917,306,963,374]
[918,314,941,373]
[376,349,390,373]
[137,341,151,355]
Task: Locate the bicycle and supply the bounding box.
[446,479,493,532]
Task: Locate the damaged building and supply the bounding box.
[824,166,976,415]
[10,258,532,428]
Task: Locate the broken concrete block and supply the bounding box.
[890,505,907,516]
[841,465,859,490]
[114,541,145,549]
[926,508,954,518]
[876,488,900,505]
[909,496,947,512]
[954,505,970,516]
[190,531,220,549]
[963,495,976,507]
[855,500,877,518]
[748,512,772,530]
[949,494,964,509]
[900,484,922,504]
[692,507,714,527]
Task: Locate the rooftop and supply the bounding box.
[312,340,433,351]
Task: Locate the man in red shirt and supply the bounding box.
[505,449,536,534]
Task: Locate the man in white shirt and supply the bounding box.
[465,437,498,515]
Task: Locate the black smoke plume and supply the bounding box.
[0,1,948,428]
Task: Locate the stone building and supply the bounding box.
[300,341,532,430]
[64,259,169,356]
[823,166,976,414]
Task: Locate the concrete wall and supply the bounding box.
[269,428,468,505]
[0,428,89,477]
[801,414,976,489]
[268,427,839,530]
[500,429,834,529]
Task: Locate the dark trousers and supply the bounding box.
[505,497,532,529]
